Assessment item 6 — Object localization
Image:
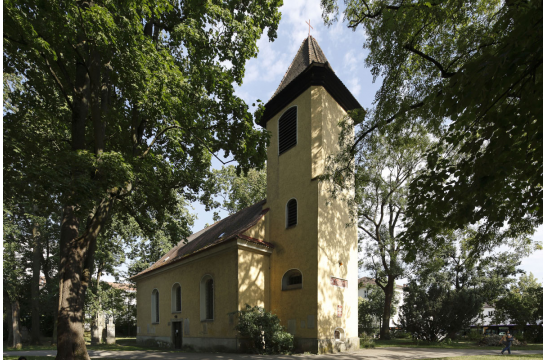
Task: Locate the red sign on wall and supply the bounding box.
[337,305,342,318]
[330,277,348,288]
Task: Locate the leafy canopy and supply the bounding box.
[321,0,542,258]
[4,0,281,236]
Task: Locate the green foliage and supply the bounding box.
[233,305,293,354]
[321,0,542,256]
[200,165,267,220]
[399,281,483,342]
[411,226,537,307]
[494,273,543,328]
[358,286,399,335]
[329,126,429,338]
[4,2,281,350]
[359,332,376,348]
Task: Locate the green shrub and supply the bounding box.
[232,305,293,354]
[467,330,483,342]
[360,332,376,349]
[392,330,411,339]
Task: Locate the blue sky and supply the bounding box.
[187,0,543,283]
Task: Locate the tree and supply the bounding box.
[399,281,482,342]
[321,0,542,256]
[4,1,281,358]
[494,273,543,329]
[201,165,267,219]
[344,127,429,339]
[413,227,538,303]
[358,284,399,335]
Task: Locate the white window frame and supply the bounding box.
[277,105,298,156]
[334,327,345,342]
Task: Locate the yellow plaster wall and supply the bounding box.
[266,87,319,339]
[241,216,266,240]
[314,87,358,341]
[136,244,239,341]
[237,249,270,310]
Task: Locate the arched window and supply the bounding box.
[278,106,297,155]
[334,327,345,342]
[286,199,297,228]
[200,275,214,320]
[282,269,303,290]
[171,283,181,313]
[151,289,160,323]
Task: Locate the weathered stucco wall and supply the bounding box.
[314,87,358,351]
[241,216,266,240]
[237,248,270,310]
[135,242,239,348]
[266,87,320,344]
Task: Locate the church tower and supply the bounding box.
[259,36,361,353]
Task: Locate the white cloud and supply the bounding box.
[343,49,364,71]
[278,0,324,52]
[243,36,290,84]
[347,77,361,97]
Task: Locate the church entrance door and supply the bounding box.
[173,321,182,349]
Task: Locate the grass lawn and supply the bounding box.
[417,355,543,360]
[3,337,167,353]
[367,338,543,351]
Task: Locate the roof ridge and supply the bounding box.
[270,36,331,100]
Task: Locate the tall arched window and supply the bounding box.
[171,283,181,313]
[278,106,297,155]
[200,275,214,320]
[282,269,303,290]
[151,289,160,323]
[286,198,297,228]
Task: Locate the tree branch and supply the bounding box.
[404,44,456,78]
[351,100,424,155]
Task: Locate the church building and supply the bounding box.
[132,36,361,353]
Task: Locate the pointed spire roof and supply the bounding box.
[258,35,361,127]
[272,36,333,99]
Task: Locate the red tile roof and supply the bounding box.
[132,200,271,279]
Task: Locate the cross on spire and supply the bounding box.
[305,19,313,36]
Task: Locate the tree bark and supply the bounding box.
[11,300,22,349]
[30,214,43,345]
[4,293,13,344]
[380,276,395,340]
[51,301,58,346]
[57,204,90,360]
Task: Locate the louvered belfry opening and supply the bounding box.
[286,199,297,227]
[278,106,297,155]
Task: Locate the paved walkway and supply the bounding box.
[3,348,543,359]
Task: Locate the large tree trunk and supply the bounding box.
[51,301,58,346]
[56,205,90,360]
[4,294,13,344]
[11,300,22,349]
[30,215,43,345]
[380,277,395,340]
